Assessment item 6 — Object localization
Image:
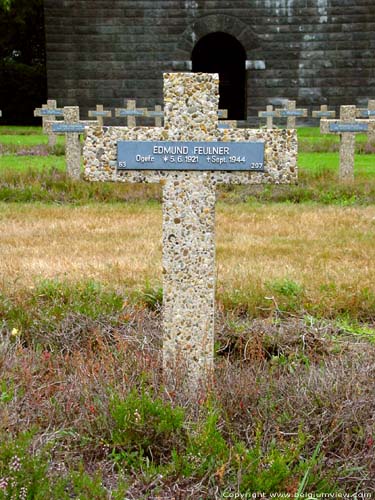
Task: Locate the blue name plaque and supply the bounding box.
[279,110,305,117]
[329,123,368,133]
[118,110,145,117]
[259,112,276,117]
[40,109,64,116]
[52,123,86,133]
[315,112,335,117]
[117,141,265,171]
[359,110,375,118]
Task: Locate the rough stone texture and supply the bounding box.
[356,100,375,142]
[115,100,147,127]
[64,107,82,179]
[43,0,375,123]
[312,104,336,121]
[88,104,112,127]
[83,72,297,389]
[276,100,308,129]
[258,104,277,129]
[34,99,61,147]
[321,105,375,181]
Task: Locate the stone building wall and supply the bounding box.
[44,0,375,122]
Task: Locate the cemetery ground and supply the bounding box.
[0,126,374,498]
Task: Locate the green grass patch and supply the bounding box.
[0,125,42,135]
[299,152,375,177]
[0,156,66,172]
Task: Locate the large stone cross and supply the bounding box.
[356,100,375,143]
[46,107,94,179]
[34,99,63,147]
[320,105,375,181]
[115,100,147,127]
[312,105,336,121]
[258,105,278,129]
[276,100,308,129]
[84,73,297,390]
[88,105,112,127]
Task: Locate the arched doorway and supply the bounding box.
[192,32,247,120]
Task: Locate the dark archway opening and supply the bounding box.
[192,32,246,120]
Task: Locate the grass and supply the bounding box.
[0,155,66,172]
[0,125,374,496]
[0,134,65,147]
[299,152,375,177]
[0,283,374,496]
[0,201,374,321]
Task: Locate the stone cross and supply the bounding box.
[46,107,95,179]
[115,99,147,127]
[276,100,308,128]
[34,100,63,147]
[356,100,375,143]
[312,105,336,121]
[88,104,112,127]
[84,73,297,391]
[147,105,164,127]
[218,109,228,119]
[320,105,375,181]
[258,105,278,129]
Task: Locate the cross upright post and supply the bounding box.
[88,104,112,127]
[312,105,336,122]
[34,99,64,147]
[356,100,375,143]
[115,99,147,127]
[258,105,277,129]
[84,73,297,392]
[276,100,308,129]
[320,105,375,181]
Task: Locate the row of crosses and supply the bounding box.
[34,99,230,147]
[33,99,375,183]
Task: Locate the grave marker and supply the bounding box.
[88,105,112,127]
[34,100,63,147]
[312,105,336,121]
[115,100,147,127]
[147,105,164,127]
[46,107,96,179]
[84,73,297,391]
[276,100,308,128]
[320,105,375,181]
[356,100,375,142]
[258,105,278,129]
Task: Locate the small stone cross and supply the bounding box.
[34,100,63,147]
[88,105,112,127]
[312,105,336,121]
[84,73,297,391]
[320,105,375,181]
[276,100,308,128]
[356,100,375,143]
[115,99,147,127]
[258,105,278,129]
[147,105,164,127]
[46,106,96,179]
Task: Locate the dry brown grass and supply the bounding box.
[1,203,374,314]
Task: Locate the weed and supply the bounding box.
[108,389,185,465]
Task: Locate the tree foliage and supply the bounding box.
[0,0,46,124]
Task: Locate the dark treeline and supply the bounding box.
[0,0,46,124]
